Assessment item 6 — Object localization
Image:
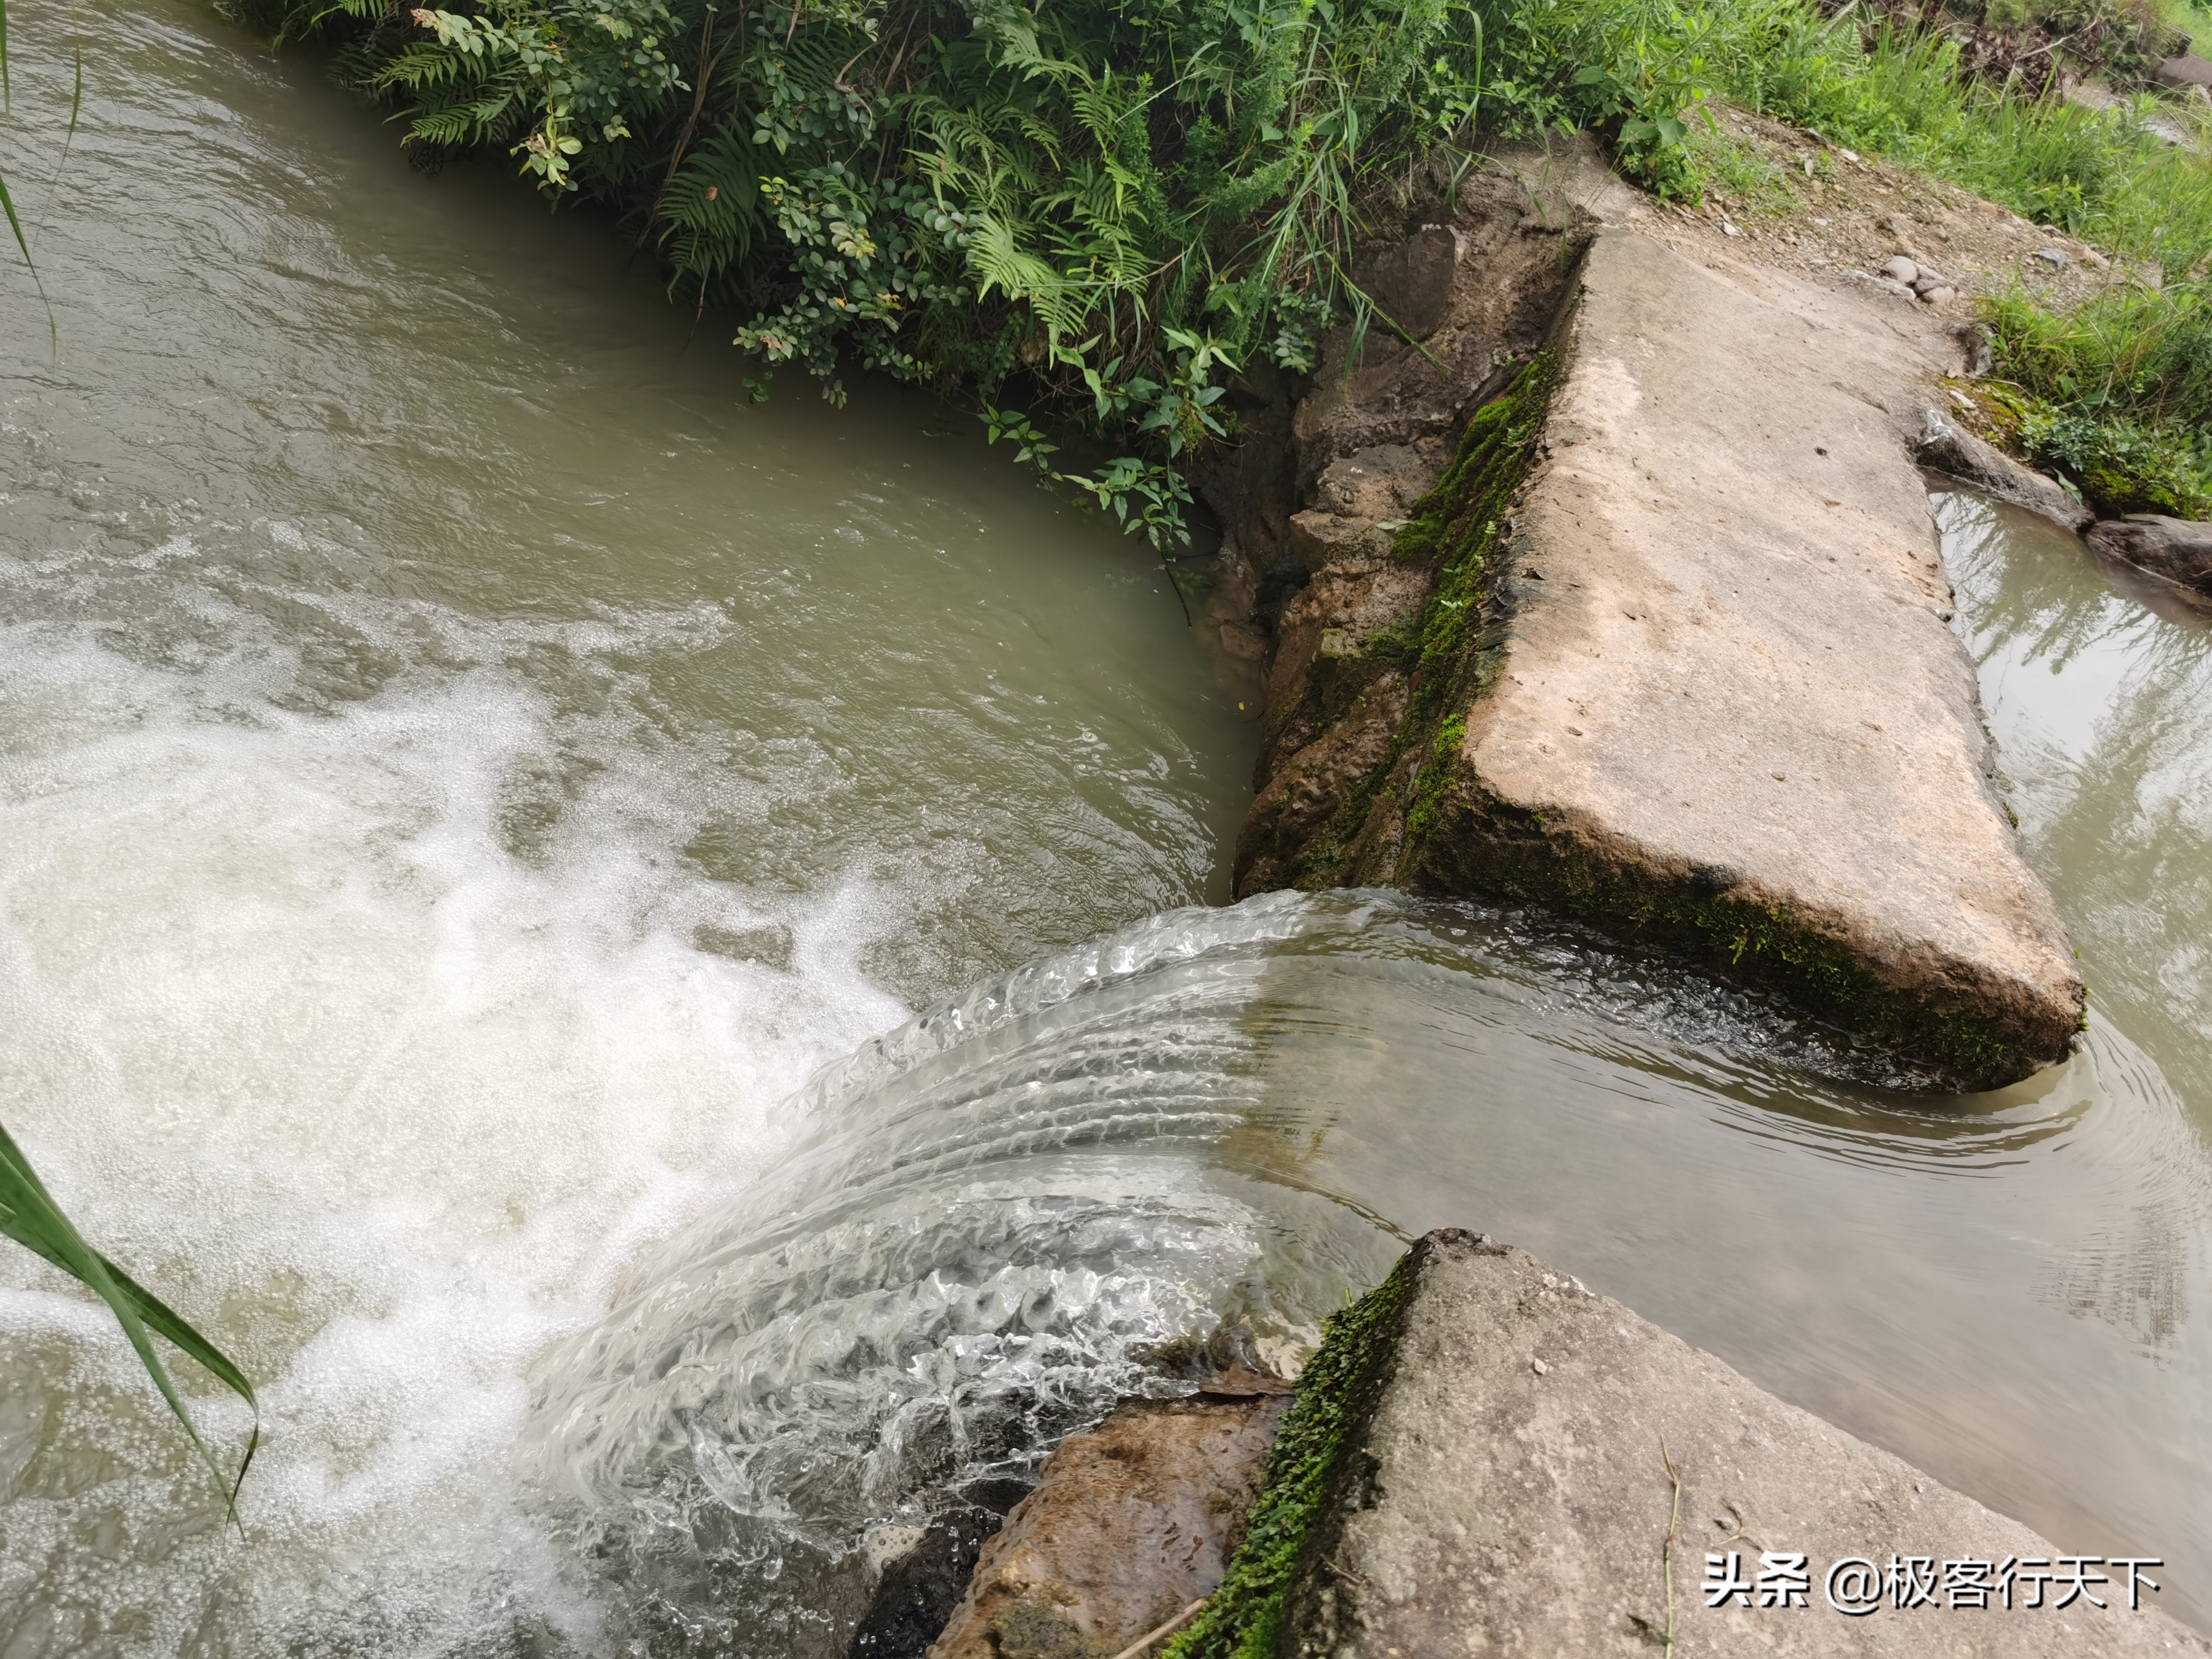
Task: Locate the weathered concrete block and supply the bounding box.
[2153,54,2212,90]
[1281,1232,2207,1657]
[1424,228,2082,1084]
[1915,408,2093,532]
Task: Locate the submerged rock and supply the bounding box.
[1185,1232,2211,1658]
[851,1507,1005,1658]
[1916,409,2094,531]
[923,1372,1289,1659]
[2087,515,2212,596]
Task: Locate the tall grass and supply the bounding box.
[1986,280,2212,512]
[1472,0,2210,267]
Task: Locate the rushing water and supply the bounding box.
[0,5,1255,1651]
[7,3,2212,1654]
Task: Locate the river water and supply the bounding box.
[4,3,2212,1654]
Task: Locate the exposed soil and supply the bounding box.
[1643,103,2167,309]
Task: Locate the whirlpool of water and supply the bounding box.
[5,2,2212,1654]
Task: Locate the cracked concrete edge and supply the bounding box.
[1274,1230,2208,1658]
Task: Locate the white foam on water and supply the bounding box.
[0,557,916,1654]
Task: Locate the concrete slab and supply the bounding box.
[1429,227,2081,1084]
[1285,1231,2208,1657]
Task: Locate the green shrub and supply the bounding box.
[228,0,1500,546]
[212,0,2210,524]
[1985,280,2212,515]
[2020,406,2211,515]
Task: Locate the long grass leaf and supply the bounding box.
[0,1121,258,1518]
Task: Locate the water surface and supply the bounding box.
[0,4,1252,1651]
[6,6,2212,1652]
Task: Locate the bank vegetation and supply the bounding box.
[195,0,2212,531]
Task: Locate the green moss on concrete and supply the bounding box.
[1404,791,2060,1087]
[1402,712,1466,850]
[1259,351,1560,890]
[1161,1259,1414,1659]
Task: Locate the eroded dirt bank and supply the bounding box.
[1203,145,2084,1087]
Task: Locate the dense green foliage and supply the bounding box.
[220,0,2210,525]
[228,0,1498,543]
[1986,280,2212,514]
[10,0,2204,521]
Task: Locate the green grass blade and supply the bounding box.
[0,166,27,266]
[0,163,57,357]
[0,1121,258,1518]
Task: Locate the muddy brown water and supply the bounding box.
[4,2,2212,1652]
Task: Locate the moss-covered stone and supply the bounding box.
[1255,350,1561,891]
[1160,1262,1415,1659]
[1403,785,2062,1087]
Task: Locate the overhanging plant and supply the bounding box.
[0,1121,260,1518]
